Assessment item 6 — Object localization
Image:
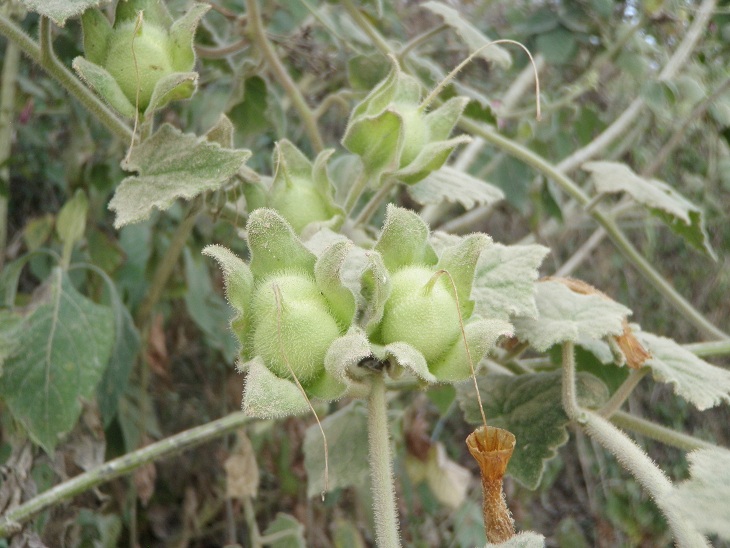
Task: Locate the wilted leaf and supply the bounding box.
[0,269,114,453]
[422,1,512,69]
[457,372,608,489]
[583,161,716,259]
[636,330,730,410]
[512,280,631,352]
[20,0,112,26]
[408,166,504,210]
[109,124,250,227]
[471,243,549,321]
[303,401,369,498]
[225,431,259,499]
[666,448,730,540]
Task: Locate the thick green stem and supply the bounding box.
[610,411,716,452]
[563,342,710,547]
[367,373,401,548]
[135,199,202,324]
[245,0,324,153]
[683,339,730,358]
[0,14,133,142]
[0,36,20,271]
[343,169,371,215]
[0,412,251,536]
[354,178,396,226]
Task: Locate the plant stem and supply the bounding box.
[354,178,396,226]
[0,412,252,537]
[135,198,203,324]
[245,0,324,153]
[343,168,370,215]
[610,411,716,452]
[599,368,649,418]
[341,0,392,57]
[367,373,401,548]
[583,411,711,547]
[683,339,730,358]
[397,24,448,60]
[0,35,20,271]
[0,13,133,142]
[562,342,710,547]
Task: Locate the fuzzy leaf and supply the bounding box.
[375,205,437,271]
[384,342,436,383]
[486,532,546,547]
[422,1,512,69]
[471,244,549,320]
[0,269,114,453]
[109,124,250,227]
[241,358,309,418]
[361,252,392,333]
[20,0,112,26]
[168,3,210,69]
[395,135,471,185]
[431,318,513,382]
[425,96,470,141]
[512,281,631,352]
[342,109,403,177]
[56,189,88,256]
[72,57,137,118]
[205,114,235,148]
[637,331,730,410]
[436,233,491,317]
[583,161,716,259]
[323,330,371,396]
[246,209,316,279]
[457,372,609,489]
[0,310,23,372]
[315,241,356,328]
[81,9,111,64]
[407,166,505,209]
[666,448,730,540]
[144,72,198,116]
[303,401,369,498]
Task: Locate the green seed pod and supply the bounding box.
[104,21,175,109]
[380,265,460,363]
[269,178,332,234]
[253,297,341,383]
[251,272,322,320]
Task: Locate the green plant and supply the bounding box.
[1,0,729,546]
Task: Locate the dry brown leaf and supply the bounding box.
[225,431,259,499]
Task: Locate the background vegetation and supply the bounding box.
[0,0,729,546]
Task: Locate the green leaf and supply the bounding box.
[407,166,504,209]
[108,124,250,227]
[361,252,392,334]
[512,281,631,352]
[583,161,716,259]
[183,249,238,362]
[394,135,471,185]
[72,57,137,119]
[0,269,114,453]
[303,401,369,498]
[167,3,210,69]
[374,205,437,271]
[315,241,357,328]
[452,500,487,547]
[228,76,270,138]
[636,330,730,411]
[347,54,390,91]
[435,233,491,317]
[241,357,309,418]
[383,341,436,383]
[20,0,112,26]
[457,372,609,488]
[246,209,316,279]
[536,27,577,64]
[486,531,546,547]
[422,1,512,69]
[56,189,88,263]
[342,109,403,177]
[0,309,23,374]
[81,9,112,64]
[204,114,235,148]
[666,448,730,541]
[144,72,198,116]
[262,513,306,548]
[471,243,549,321]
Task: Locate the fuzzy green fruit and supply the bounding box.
[398,105,428,167]
[380,265,461,363]
[253,299,340,382]
[104,21,174,109]
[252,272,322,319]
[269,178,331,233]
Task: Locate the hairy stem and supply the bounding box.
[0,13,133,142]
[0,412,252,536]
[599,368,649,418]
[343,168,370,215]
[367,373,401,548]
[341,0,392,57]
[610,411,716,452]
[354,178,396,226]
[0,36,20,271]
[245,0,324,152]
[683,339,730,358]
[135,198,203,324]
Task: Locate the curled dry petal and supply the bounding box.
[466,425,516,544]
